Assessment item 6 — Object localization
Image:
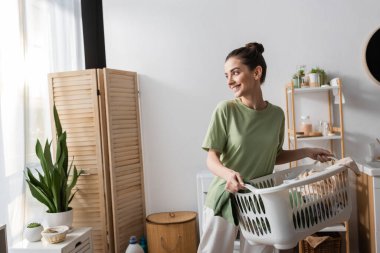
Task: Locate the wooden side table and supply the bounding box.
[12,227,92,253]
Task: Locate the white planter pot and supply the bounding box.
[308,73,320,87]
[45,209,73,228]
[24,226,43,242]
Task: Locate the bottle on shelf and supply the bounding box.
[300,115,312,136]
[319,121,330,136]
[125,236,144,253]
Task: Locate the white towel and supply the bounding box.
[330,78,345,104]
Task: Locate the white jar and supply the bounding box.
[300,116,312,136]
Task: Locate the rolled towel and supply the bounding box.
[330,78,345,104]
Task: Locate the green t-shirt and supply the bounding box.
[202,98,284,224]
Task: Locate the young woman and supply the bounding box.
[198,42,333,253]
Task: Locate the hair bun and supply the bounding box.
[245,42,264,54]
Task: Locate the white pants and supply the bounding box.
[197,207,274,253]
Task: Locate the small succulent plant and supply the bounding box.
[27,222,42,228]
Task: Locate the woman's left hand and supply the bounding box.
[306,148,334,163]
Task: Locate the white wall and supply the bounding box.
[102,0,380,249]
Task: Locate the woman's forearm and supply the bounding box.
[206,150,233,181]
[206,149,245,192]
[275,148,310,165]
[275,147,333,165]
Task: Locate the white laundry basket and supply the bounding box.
[233,163,352,249]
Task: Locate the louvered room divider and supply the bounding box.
[48,68,146,253]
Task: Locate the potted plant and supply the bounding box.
[25,105,83,228]
[23,222,43,242]
[291,69,305,88]
[309,67,327,87]
[292,73,300,88]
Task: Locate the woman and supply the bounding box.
[198,42,333,253]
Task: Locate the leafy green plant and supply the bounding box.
[310,67,324,74]
[292,69,305,79]
[27,222,41,228]
[25,105,83,213]
[310,67,327,85]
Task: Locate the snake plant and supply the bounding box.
[25,105,83,213]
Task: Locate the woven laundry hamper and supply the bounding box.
[146,211,197,253]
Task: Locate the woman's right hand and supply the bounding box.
[224,170,245,193]
[206,149,245,193]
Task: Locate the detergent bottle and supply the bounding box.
[125,236,144,253]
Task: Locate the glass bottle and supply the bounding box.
[300,116,312,136]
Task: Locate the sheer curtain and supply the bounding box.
[0,0,27,246]
[0,0,84,246]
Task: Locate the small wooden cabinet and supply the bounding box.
[356,165,380,253]
[12,227,92,253]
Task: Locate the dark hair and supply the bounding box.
[226,42,267,83]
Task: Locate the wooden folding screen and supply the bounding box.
[48,69,146,253]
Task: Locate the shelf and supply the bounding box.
[285,78,348,253]
[319,224,346,232]
[287,86,338,94]
[289,135,342,142]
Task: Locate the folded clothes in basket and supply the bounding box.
[291,158,359,223]
[296,157,360,180]
[295,157,359,195]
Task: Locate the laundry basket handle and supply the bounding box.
[242,183,259,194]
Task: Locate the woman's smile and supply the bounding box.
[231,84,241,93]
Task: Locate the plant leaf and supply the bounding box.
[67,157,74,177]
[56,132,68,176]
[62,133,68,175]
[25,168,42,188]
[53,104,62,136]
[25,168,53,200]
[25,179,55,212]
[44,139,54,170]
[51,167,62,212]
[68,189,79,205]
[36,139,51,186]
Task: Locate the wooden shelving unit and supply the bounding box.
[284,79,350,253]
[285,82,345,166]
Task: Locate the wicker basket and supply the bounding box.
[146,211,197,253]
[41,225,69,244]
[302,232,341,253]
